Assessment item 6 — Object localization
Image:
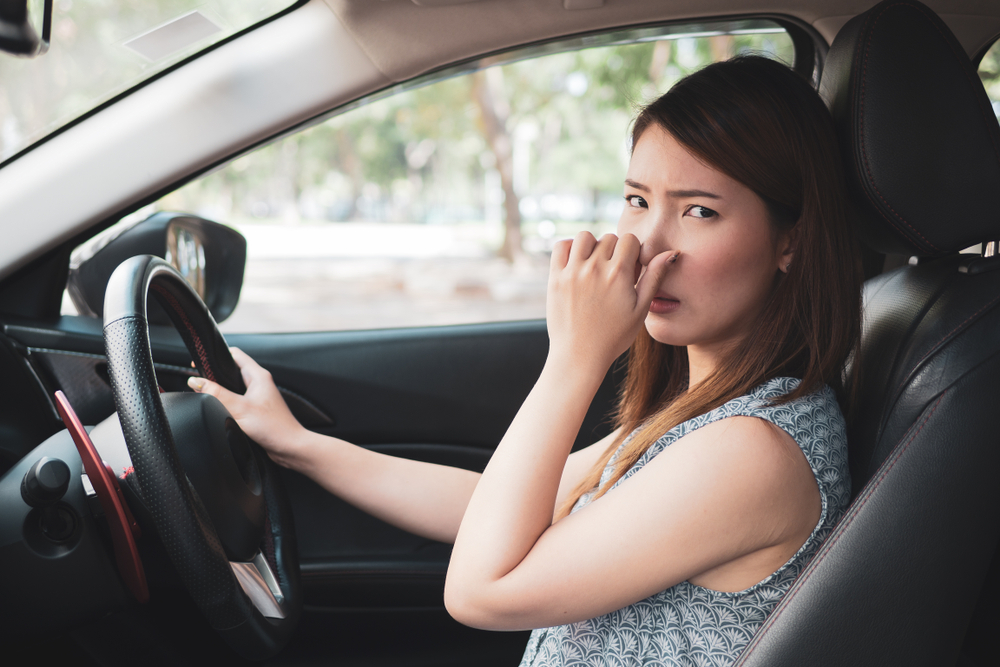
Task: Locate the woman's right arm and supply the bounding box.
[282,429,481,544]
[288,426,617,543]
[189,347,610,544]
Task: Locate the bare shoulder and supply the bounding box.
[640,414,821,548]
[670,414,810,477]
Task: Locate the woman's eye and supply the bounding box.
[686,205,717,219]
[625,195,647,209]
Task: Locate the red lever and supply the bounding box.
[54,391,148,603]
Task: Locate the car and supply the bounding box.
[1,0,999,665]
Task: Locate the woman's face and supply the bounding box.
[617,123,793,361]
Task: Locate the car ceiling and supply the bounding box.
[327,0,1000,82]
[0,0,998,285]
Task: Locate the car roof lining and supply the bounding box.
[324,0,1000,82]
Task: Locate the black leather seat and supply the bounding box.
[735,2,1000,665]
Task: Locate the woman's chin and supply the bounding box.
[643,317,686,346]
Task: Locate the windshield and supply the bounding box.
[0,0,297,163]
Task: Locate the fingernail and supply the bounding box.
[188,377,206,391]
[669,252,680,263]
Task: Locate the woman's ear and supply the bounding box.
[778,224,799,274]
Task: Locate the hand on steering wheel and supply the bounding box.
[188,348,307,469]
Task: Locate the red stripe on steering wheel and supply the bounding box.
[150,283,216,383]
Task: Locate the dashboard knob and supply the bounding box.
[20,457,71,508]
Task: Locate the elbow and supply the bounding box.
[444,578,522,631]
[443,579,487,629]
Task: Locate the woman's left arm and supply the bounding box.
[444,232,819,631]
[446,410,818,631]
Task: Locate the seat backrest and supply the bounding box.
[736,2,1000,665]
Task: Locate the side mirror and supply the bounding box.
[68,212,246,325]
[0,0,51,57]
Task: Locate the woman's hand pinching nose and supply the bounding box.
[634,250,680,309]
[633,248,680,285]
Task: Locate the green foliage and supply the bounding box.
[979,39,1000,118]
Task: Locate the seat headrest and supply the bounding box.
[819,0,1000,257]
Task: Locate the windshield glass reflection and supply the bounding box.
[0,0,296,163]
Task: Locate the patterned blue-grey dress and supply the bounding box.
[520,377,850,667]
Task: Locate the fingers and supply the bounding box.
[635,250,680,308]
[228,347,254,368]
[187,375,240,405]
[226,346,273,389]
[552,233,622,273]
[567,231,598,264]
[611,233,640,267]
[550,239,572,271]
[552,232,676,300]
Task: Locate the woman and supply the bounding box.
[189,56,863,665]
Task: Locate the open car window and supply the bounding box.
[0,0,298,164]
[63,20,795,333]
[979,37,1000,118]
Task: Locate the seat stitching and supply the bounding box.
[857,3,939,252]
[736,393,944,660]
[891,291,1000,402]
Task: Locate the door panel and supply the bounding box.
[226,320,618,450]
[3,314,622,665]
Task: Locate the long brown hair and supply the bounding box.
[556,56,863,519]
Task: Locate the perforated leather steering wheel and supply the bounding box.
[102,255,300,660]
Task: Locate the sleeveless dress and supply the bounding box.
[519,377,851,667]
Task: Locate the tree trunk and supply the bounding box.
[473,68,522,262]
[648,39,672,90]
[337,130,362,221]
[709,35,734,63]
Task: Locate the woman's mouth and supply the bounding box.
[649,294,680,314]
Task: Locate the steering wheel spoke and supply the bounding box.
[231,551,286,620]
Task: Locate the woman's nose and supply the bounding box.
[635,227,672,266]
[618,208,672,265]
[637,241,659,267]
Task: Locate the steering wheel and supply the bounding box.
[102,255,301,660]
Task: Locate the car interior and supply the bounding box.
[2,0,1000,665]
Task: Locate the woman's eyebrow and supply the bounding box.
[624,179,721,200]
[667,189,721,199]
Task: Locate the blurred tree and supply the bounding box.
[473,67,522,261]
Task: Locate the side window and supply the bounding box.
[979,38,1000,117]
[139,22,794,333]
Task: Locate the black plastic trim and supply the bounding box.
[974,32,1000,68]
